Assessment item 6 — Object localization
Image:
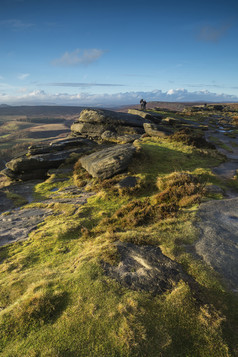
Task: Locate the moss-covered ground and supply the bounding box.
[1,114,238,356]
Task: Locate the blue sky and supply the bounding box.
[0,0,238,106]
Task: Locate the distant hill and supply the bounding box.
[0,105,87,116]
[116,101,238,112]
[116,101,206,112]
[0,104,11,108]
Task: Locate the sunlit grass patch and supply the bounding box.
[129,137,224,182]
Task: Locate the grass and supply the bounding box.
[0,126,237,355]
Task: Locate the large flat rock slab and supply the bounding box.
[80,144,136,179]
[0,207,52,247]
[194,197,238,291]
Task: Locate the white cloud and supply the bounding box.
[0,19,33,29]
[18,73,30,80]
[167,89,175,95]
[0,88,238,107]
[52,49,105,66]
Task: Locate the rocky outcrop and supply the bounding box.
[143,123,174,137]
[71,108,148,140]
[2,137,96,181]
[80,144,136,179]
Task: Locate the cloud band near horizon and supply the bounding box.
[0,88,238,107]
[41,82,126,88]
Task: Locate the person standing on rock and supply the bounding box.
[140,99,147,111]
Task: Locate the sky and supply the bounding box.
[0,0,238,106]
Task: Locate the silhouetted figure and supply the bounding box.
[140,99,147,110]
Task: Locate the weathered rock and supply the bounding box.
[103,242,194,294]
[143,123,173,137]
[6,148,83,174]
[127,109,155,120]
[80,144,136,179]
[71,108,148,139]
[128,109,164,124]
[3,137,95,181]
[194,197,238,291]
[71,122,106,139]
[2,168,47,181]
[28,137,93,155]
[40,187,95,207]
[101,130,141,144]
[71,123,144,140]
[77,108,147,126]
[161,117,183,126]
[0,207,52,247]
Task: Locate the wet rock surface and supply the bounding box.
[103,242,194,294]
[213,161,238,179]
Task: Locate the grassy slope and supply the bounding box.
[0,116,238,356]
